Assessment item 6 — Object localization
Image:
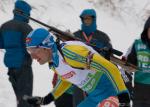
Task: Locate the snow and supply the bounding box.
[0,51,16,107]
[0,0,149,107]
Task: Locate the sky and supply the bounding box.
[0,0,149,107]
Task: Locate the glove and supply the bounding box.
[23,95,43,106]
[42,92,54,105]
[23,93,54,105]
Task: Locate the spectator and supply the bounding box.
[0,1,33,107]
[127,16,150,107]
[74,9,112,60]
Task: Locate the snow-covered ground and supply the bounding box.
[0,51,16,107]
[0,0,149,107]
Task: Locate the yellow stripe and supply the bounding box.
[63,45,127,92]
[52,79,72,99]
[63,45,89,68]
[92,53,127,92]
[51,67,72,99]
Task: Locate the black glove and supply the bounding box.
[118,93,131,107]
[23,93,54,105]
[42,92,54,105]
[23,95,43,106]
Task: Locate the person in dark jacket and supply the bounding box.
[0,1,33,107]
[74,9,112,60]
[127,16,150,107]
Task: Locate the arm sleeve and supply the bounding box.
[51,77,72,99]
[21,23,33,48]
[104,38,113,60]
[22,23,33,36]
[0,27,4,49]
[42,79,72,105]
[127,43,137,66]
[97,32,113,60]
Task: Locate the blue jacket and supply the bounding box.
[0,19,32,68]
[0,0,32,68]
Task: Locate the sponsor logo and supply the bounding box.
[137,44,146,50]
[78,73,93,86]
[83,78,95,92]
[26,37,32,43]
[61,71,76,79]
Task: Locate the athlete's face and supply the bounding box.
[27,47,52,65]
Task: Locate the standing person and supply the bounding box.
[24,28,130,107]
[0,1,33,107]
[74,9,112,60]
[73,9,113,106]
[127,16,150,107]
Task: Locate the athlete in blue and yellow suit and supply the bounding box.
[25,28,130,107]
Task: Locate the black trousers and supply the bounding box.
[73,86,86,107]
[8,58,33,107]
[54,93,74,107]
[133,83,150,107]
[124,72,134,100]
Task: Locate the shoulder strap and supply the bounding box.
[55,39,85,70]
[55,38,65,59]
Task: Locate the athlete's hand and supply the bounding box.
[23,95,43,106]
[23,92,54,106]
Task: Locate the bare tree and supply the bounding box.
[93,0,150,26]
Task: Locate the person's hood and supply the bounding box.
[80,9,97,36]
[13,1,31,23]
[141,16,150,48]
[80,9,96,18]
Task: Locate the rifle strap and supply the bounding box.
[55,39,88,70]
[56,38,65,59]
[86,51,94,69]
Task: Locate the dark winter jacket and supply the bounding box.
[74,30,112,60]
[0,1,32,68]
[76,9,112,59]
[127,16,150,65]
[0,20,32,68]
